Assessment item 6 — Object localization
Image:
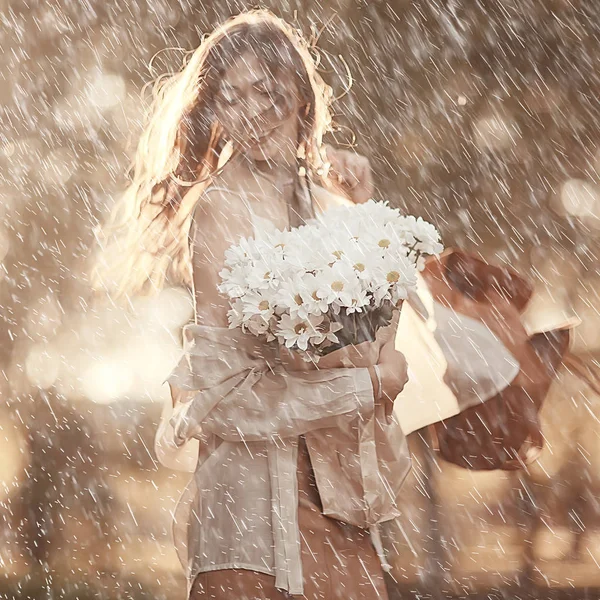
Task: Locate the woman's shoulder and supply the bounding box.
[197,162,255,208]
[186,175,254,245]
[311,183,355,215]
[204,154,251,196]
[187,177,246,224]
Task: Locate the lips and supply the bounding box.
[248,131,269,146]
[247,122,282,146]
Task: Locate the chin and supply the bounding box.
[247,144,278,163]
[249,142,299,167]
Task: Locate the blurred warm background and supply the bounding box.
[2,0,600,598]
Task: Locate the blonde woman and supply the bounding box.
[93,9,409,600]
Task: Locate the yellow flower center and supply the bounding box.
[387,271,400,283]
[378,239,391,248]
[331,281,344,292]
[353,263,365,272]
[332,250,344,259]
[263,271,271,279]
[258,300,270,311]
[311,291,320,301]
[294,294,303,305]
[294,323,307,334]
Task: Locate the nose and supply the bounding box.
[243,111,264,139]
[245,97,265,120]
[241,96,272,134]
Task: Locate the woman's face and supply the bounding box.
[214,51,304,165]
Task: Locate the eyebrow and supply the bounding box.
[221,77,271,92]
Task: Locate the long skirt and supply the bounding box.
[189,435,389,600]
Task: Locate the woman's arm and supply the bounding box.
[169,187,376,444]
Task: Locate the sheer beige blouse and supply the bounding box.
[154,185,521,598]
[154,185,415,597]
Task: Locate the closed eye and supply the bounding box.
[255,87,275,98]
[218,95,239,108]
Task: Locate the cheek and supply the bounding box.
[216,112,241,137]
[214,101,247,135]
[274,112,300,140]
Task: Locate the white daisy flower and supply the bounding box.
[241,290,275,321]
[245,255,284,291]
[219,198,444,357]
[227,298,245,329]
[244,313,272,338]
[373,253,417,303]
[315,261,362,309]
[276,313,327,351]
[218,265,250,298]
[310,317,343,346]
[273,274,322,320]
[398,215,443,254]
[342,287,371,314]
[223,235,258,268]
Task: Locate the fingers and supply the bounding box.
[382,347,409,394]
[323,146,374,204]
[379,353,409,401]
[317,340,380,369]
[328,149,350,187]
[169,383,195,408]
[378,338,402,364]
[356,158,373,201]
[375,307,401,346]
[316,345,351,370]
[326,147,366,189]
[349,156,373,204]
[336,155,361,189]
[349,156,367,186]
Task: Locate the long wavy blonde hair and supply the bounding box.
[90,9,336,304]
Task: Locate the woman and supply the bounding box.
[93,9,409,600]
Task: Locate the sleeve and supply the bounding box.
[153,385,201,473]
[166,324,375,444]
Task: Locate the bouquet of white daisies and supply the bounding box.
[218,200,443,362]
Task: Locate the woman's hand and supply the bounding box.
[323,144,374,205]
[375,337,408,412]
[169,383,196,409]
[279,339,381,372]
[317,339,381,370]
[279,345,318,371]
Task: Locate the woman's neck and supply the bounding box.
[241,153,297,187]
